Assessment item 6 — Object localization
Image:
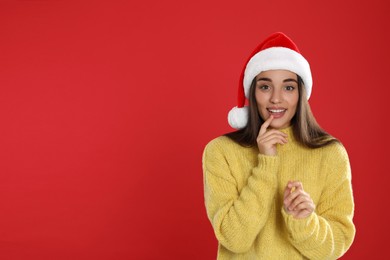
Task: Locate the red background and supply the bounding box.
[0,0,388,259]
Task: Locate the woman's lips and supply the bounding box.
[267,108,286,118]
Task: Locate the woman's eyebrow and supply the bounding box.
[283,78,298,83]
[257,77,298,83]
[256,77,271,82]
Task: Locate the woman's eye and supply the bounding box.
[259,85,270,90]
[285,86,295,91]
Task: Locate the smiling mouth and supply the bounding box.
[267,108,286,113]
[267,108,286,118]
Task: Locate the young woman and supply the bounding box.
[202,32,355,259]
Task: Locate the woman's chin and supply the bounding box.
[270,120,291,130]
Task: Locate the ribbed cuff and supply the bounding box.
[281,208,317,243]
[257,153,279,171]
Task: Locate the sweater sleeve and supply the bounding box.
[281,143,356,259]
[202,138,279,253]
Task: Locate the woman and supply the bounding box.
[202,32,355,259]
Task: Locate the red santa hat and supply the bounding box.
[228,32,313,129]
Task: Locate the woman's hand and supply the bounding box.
[283,181,315,219]
[256,116,288,156]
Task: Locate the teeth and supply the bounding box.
[268,109,285,113]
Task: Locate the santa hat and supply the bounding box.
[228,32,312,129]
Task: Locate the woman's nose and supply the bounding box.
[270,90,281,103]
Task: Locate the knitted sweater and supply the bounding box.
[202,127,355,259]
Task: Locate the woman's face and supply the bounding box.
[255,70,299,129]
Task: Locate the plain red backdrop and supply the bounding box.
[0,0,388,259]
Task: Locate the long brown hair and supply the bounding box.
[225,75,339,148]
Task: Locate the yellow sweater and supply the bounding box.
[202,127,355,259]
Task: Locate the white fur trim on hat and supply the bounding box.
[243,47,313,99]
[228,106,249,129]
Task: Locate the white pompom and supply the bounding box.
[227,106,249,129]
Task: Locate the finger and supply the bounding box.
[285,180,297,194]
[283,181,296,200]
[259,134,288,145]
[283,185,293,200]
[292,201,315,212]
[289,194,311,210]
[284,189,306,205]
[292,207,313,219]
[259,129,288,137]
[260,138,287,148]
[287,181,304,191]
[258,115,274,136]
[258,130,288,141]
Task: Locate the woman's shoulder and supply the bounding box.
[319,140,350,163]
[321,139,347,153]
[203,135,250,157]
[205,135,232,146]
[205,135,244,150]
